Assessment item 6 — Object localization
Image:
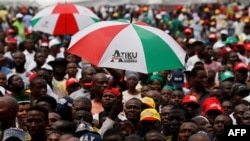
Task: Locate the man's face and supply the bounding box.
[169,109,186,134]
[13,52,26,67]
[26,110,47,135]
[192,70,207,87]
[160,106,172,126]
[102,92,117,109]
[234,69,248,83]
[213,115,231,136]
[31,80,47,98]
[241,111,250,125]
[124,100,142,122]
[178,122,198,141]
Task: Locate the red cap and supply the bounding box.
[29,72,37,82]
[202,97,220,115]
[103,87,120,97]
[237,41,244,46]
[6,37,17,44]
[182,94,200,106]
[209,34,217,40]
[234,62,248,72]
[7,29,15,35]
[245,43,250,51]
[66,77,79,87]
[184,28,193,34]
[203,103,224,115]
[220,47,233,56]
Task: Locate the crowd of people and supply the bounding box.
[0,0,250,141]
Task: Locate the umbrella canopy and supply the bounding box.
[67,20,186,74]
[31,3,100,35]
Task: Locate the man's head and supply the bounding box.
[30,77,47,99]
[0,97,18,126]
[169,105,190,135]
[190,67,207,88]
[91,73,108,97]
[124,98,142,123]
[140,108,161,134]
[36,95,57,112]
[178,120,199,141]
[25,105,48,136]
[144,130,165,141]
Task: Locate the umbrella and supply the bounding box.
[31,3,100,35]
[67,19,186,74]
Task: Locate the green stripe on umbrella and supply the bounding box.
[133,25,184,71]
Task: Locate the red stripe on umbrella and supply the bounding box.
[54,14,78,35]
[52,3,79,14]
[68,24,128,65]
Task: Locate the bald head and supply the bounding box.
[68,137,79,141]
[188,133,210,141]
[0,96,18,111]
[0,96,18,122]
[92,73,107,83]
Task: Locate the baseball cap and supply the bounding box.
[49,38,61,48]
[140,108,161,121]
[7,29,15,35]
[204,103,223,115]
[202,97,220,115]
[233,62,248,72]
[15,95,31,105]
[220,70,235,82]
[231,83,250,97]
[66,77,80,87]
[3,128,25,141]
[6,37,18,44]
[16,13,23,18]
[244,43,250,51]
[209,34,217,40]
[103,87,120,97]
[182,95,200,106]
[75,122,94,136]
[79,132,102,141]
[171,70,184,89]
[213,41,225,49]
[184,28,193,34]
[141,96,155,108]
[57,96,73,110]
[220,29,228,35]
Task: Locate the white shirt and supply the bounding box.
[45,54,55,64]
[23,50,35,71]
[185,55,201,70]
[122,90,141,106]
[4,51,13,60]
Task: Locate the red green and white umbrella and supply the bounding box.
[31,3,100,35]
[67,20,186,74]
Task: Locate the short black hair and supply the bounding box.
[103,128,122,140]
[36,95,57,111]
[30,77,46,88]
[144,130,165,141]
[28,105,49,121]
[171,105,191,120]
[190,67,206,77]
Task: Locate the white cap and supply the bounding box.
[220,29,228,35]
[16,13,23,18]
[185,65,194,72]
[213,41,225,49]
[41,64,53,71]
[209,27,217,33]
[49,38,61,48]
[243,95,250,103]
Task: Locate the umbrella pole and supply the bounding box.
[130,13,133,24]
